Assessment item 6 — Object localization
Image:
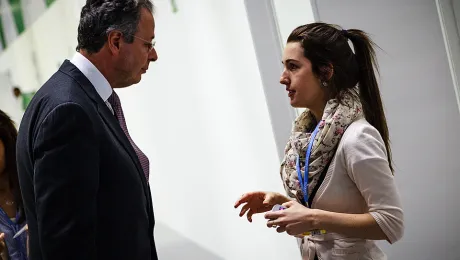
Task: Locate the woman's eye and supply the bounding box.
[288,64,298,70]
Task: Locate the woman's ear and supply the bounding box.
[319,64,334,82]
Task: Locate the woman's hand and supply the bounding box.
[0,233,6,260]
[264,200,318,236]
[234,191,290,222]
[25,225,29,257]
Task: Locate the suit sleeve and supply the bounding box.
[33,102,99,260]
[344,126,404,244]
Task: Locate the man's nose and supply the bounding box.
[149,48,158,62]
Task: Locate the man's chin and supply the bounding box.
[129,75,142,86]
[134,75,142,84]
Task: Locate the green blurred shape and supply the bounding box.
[8,0,25,34]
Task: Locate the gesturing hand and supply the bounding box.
[234,191,290,222]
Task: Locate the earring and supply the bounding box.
[321,81,328,87]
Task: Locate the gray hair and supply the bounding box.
[76,0,154,54]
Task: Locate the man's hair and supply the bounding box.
[76,0,154,54]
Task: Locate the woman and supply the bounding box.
[0,110,27,260]
[234,23,404,259]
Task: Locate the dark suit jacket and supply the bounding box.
[16,61,158,260]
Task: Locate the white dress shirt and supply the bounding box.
[69,52,114,114]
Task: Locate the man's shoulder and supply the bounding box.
[36,71,91,108]
[21,70,96,129]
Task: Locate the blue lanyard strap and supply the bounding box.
[296,122,321,206]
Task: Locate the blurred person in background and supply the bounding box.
[0,110,27,260]
[16,0,158,259]
[12,87,35,111]
[235,23,404,260]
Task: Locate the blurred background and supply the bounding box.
[0,0,459,259]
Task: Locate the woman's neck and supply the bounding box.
[0,173,10,192]
[311,109,324,122]
[309,105,325,122]
[309,99,327,122]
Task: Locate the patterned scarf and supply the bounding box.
[280,89,364,205]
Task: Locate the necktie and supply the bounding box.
[108,91,149,180]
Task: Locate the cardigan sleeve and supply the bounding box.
[343,124,404,244]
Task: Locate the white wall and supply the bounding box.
[451,0,460,109]
[0,0,51,51]
[437,0,460,114]
[118,1,301,258]
[0,0,302,259]
[313,0,460,259]
[21,0,47,28]
[243,0,299,161]
[0,0,19,45]
[272,0,316,116]
[273,0,315,46]
[29,1,79,84]
[0,72,22,125]
[3,0,459,259]
[0,0,79,126]
[454,0,460,34]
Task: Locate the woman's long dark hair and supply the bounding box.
[0,110,25,223]
[287,23,393,172]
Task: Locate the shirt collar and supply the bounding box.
[69,52,113,102]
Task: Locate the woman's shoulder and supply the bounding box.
[340,118,387,157]
[342,118,384,142]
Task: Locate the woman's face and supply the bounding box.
[279,42,326,110]
[0,139,5,174]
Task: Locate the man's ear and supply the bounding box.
[107,31,123,54]
[319,64,334,82]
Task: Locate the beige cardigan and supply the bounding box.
[300,118,404,260]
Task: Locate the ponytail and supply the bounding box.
[347,30,393,173]
[287,23,393,173]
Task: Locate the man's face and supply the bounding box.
[115,8,158,88]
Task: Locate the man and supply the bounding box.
[16,1,158,259]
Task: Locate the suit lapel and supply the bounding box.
[97,103,145,180]
[58,60,150,199]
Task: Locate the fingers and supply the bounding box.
[264,210,283,221]
[262,193,274,205]
[285,223,304,236]
[234,193,250,208]
[282,200,294,208]
[266,218,286,228]
[0,233,4,249]
[239,204,250,217]
[246,209,254,222]
[276,225,287,233]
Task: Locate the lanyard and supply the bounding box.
[296,122,321,206]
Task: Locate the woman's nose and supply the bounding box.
[280,76,289,85]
